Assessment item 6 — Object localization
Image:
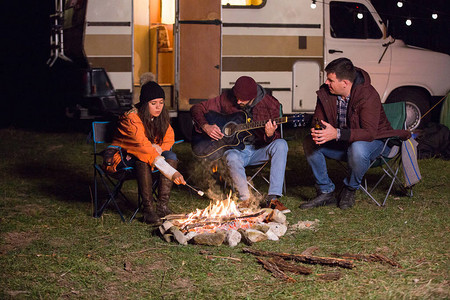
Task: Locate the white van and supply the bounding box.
[61,0,450,134]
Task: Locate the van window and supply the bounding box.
[330,1,382,39]
[222,0,266,8]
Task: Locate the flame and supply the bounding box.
[177,191,242,230]
[212,163,218,173]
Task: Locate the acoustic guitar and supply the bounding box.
[191,110,305,161]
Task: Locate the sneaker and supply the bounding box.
[299,192,337,209]
[338,187,356,210]
[269,199,291,214]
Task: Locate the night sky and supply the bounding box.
[1,0,449,129]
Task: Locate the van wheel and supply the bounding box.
[386,89,430,130]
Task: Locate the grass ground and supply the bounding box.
[0,126,449,299]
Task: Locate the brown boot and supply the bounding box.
[135,160,161,225]
[156,158,177,217]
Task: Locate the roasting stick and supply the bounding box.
[185,183,205,196]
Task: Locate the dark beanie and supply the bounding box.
[232,76,257,101]
[139,81,165,103]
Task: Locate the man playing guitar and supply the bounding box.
[190,76,289,212]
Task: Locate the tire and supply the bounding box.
[386,89,430,130]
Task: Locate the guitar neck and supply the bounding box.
[238,117,288,131]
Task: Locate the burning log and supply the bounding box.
[243,248,355,269]
[331,252,402,268]
[256,257,296,282]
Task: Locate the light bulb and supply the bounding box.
[397,1,403,8]
[357,13,363,19]
[406,19,412,26]
[311,1,316,9]
[432,13,438,19]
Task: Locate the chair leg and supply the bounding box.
[97,175,126,222]
[129,193,142,223]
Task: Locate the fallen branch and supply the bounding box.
[332,252,402,268]
[269,257,313,275]
[256,257,296,282]
[243,248,354,269]
[204,255,241,262]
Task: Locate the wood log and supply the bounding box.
[332,252,402,268]
[269,257,313,275]
[256,257,296,282]
[243,248,355,269]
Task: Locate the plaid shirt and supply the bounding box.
[337,95,350,129]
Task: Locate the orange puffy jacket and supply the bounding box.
[105,108,175,173]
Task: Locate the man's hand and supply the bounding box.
[172,172,186,185]
[311,120,337,145]
[202,124,224,141]
[265,119,277,137]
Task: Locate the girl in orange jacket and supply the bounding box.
[109,81,185,224]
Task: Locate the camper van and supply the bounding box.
[60,0,450,137]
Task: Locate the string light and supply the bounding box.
[306,0,446,22]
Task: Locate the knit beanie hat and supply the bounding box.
[139,81,165,103]
[232,76,257,101]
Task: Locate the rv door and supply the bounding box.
[176,0,221,111]
[324,0,391,100]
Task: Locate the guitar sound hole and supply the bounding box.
[223,123,236,137]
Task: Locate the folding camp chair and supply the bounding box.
[91,121,183,222]
[358,102,413,206]
[91,121,144,222]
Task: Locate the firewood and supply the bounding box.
[243,248,355,269]
[256,257,296,282]
[269,257,313,275]
[332,252,402,268]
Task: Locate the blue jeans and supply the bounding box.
[303,135,389,192]
[117,150,177,169]
[224,139,288,201]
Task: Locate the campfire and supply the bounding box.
[159,192,288,246]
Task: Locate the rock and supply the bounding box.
[265,229,279,241]
[159,221,174,235]
[251,223,270,233]
[267,222,287,237]
[163,233,173,243]
[238,228,252,245]
[270,209,287,224]
[193,232,226,246]
[243,229,268,243]
[169,226,188,245]
[225,229,241,247]
[185,231,198,241]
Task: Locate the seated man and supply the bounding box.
[190,76,289,212]
[300,58,410,210]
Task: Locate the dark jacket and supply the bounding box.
[315,67,411,142]
[191,86,282,147]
